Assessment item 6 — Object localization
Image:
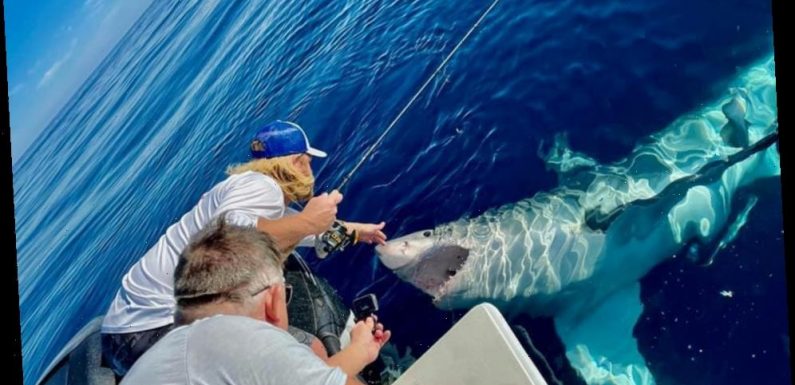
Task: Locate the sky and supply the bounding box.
[4,0,154,163]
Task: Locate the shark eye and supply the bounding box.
[423,231,432,237]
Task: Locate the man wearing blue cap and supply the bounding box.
[236,120,387,252]
[100,120,387,378]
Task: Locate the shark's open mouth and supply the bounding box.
[394,244,470,299]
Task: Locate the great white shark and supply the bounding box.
[375,56,780,385]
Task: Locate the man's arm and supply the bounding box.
[327,317,391,382]
[256,191,343,253]
[345,376,366,385]
[338,221,387,246]
[326,344,370,379]
[257,215,315,253]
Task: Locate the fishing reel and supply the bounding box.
[315,220,358,259]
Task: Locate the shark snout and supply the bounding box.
[375,229,441,269]
[375,234,428,270]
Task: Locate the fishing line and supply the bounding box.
[336,0,502,191]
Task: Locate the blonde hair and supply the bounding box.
[226,156,314,203]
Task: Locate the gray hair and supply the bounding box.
[174,216,285,309]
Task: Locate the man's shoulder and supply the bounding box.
[186,316,320,366]
[192,314,268,328]
[223,171,280,191]
[191,315,292,341]
[128,316,345,385]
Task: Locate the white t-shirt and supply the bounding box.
[102,171,313,334]
[120,315,347,385]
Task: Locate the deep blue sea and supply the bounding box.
[13,1,787,384]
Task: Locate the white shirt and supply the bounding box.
[102,171,312,334]
[121,315,346,385]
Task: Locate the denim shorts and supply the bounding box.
[101,323,174,378]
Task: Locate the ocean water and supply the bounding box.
[12,1,785,384]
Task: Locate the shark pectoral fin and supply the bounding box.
[553,283,655,385]
[703,194,759,267]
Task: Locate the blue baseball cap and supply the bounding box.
[250,120,327,159]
